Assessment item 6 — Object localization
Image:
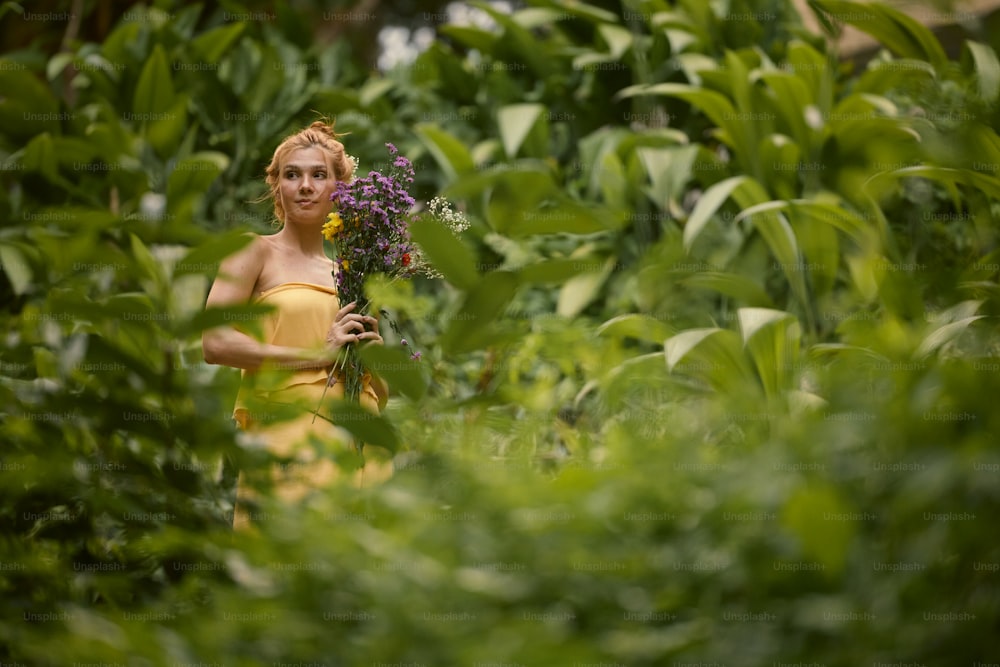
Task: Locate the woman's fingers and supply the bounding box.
[334,301,357,321]
[330,306,383,345]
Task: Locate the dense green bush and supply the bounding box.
[2,0,999,664]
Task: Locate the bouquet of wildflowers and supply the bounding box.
[318,143,468,410]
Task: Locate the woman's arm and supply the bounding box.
[202,236,330,371]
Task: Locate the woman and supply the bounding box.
[203,120,391,529]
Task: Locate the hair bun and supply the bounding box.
[308,120,338,138]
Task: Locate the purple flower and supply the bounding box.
[400,338,408,346]
[410,351,421,360]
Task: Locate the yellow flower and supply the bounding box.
[341,259,349,272]
[323,212,344,241]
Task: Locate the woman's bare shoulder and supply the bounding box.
[207,233,270,302]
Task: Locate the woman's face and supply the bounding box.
[278,146,337,226]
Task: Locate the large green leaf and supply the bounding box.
[497,104,546,159]
[129,233,165,288]
[916,316,984,358]
[683,175,770,251]
[359,345,427,402]
[505,200,611,237]
[813,0,948,70]
[21,133,59,182]
[597,314,674,344]
[478,168,616,237]
[414,123,475,181]
[177,303,276,339]
[637,145,698,212]
[663,328,758,395]
[472,1,552,76]
[964,41,1000,102]
[437,25,498,53]
[542,0,619,23]
[321,400,400,452]
[556,256,616,318]
[734,201,811,316]
[757,72,815,157]
[174,232,254,277]
[166,152,229,215]
[0,244,32,296]
[738,308,802,399]
[0,63,60,138]
[615,83,748,162]
[781,483,856,575]
[517,257,605,285]
[133,44,175,114]
[441,271,520,353]
[681,271,776,308]
[409,218,479,290]
[189,23,245,64]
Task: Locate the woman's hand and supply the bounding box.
[364,312,383,347]
[326,302,383,356]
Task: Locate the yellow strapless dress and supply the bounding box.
[231,282,391,529]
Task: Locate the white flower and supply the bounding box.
[428,196,470,233]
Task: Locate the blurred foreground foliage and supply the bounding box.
[2,0,1000,664]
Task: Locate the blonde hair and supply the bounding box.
[263,119,354,225]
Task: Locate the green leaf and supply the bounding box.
[497,104,546,159]
[598,24,633,59]
[663,328,758,395]
[409,218,479,290]
[597,314,674,344]
[615,82,751,167]
[414,123,475,181]
[544,0,619,23]
[684,176,755,251]
[179,303,274,339]
[793,209,840,299]
[738,308,802,399]
[916,316,984,358]
[681,271,776,307]
[964,41,1000,102]
[189,22,245,63]
[21,133,59,181]
[616,82,734,128]
[102,292,158,320]
[471,1,552,76]
[597,150,627,208]
[166,151,229,214]
[505,201,611,237]
[129,233,164,287]
[323,400,399,452]
[781,483,856,575]
[813,0,947,69]
[0,63,60,138]
[174,232,254,277]
[438,25,498,53]
[556,257,615,318]
[46,52,74,81]
[0,244,32,295]
[637,146,698,211]
[359,345,427,402]
[359,78,394,107]
[517,257,605,285]
[133,44,175,114]
[483,169,558,235]
[441,271,520,353]
[749,210,809,315]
